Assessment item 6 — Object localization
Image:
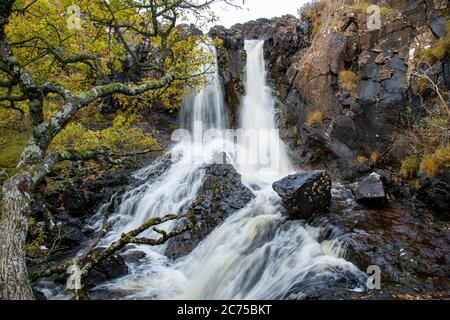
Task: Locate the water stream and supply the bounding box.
[46,40,365,300]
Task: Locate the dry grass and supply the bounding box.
[339,70,359,98]
[400,113,449,179]
[306,111,324,127]
[356,155,369,164]
[421,146,450,177]
[370,151,382,164]
[347,0,393,15]
[298,0,328,34]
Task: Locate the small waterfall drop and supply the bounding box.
[237,40,293,183]
[180,46,227,142]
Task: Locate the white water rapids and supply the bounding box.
[45,40,365,300]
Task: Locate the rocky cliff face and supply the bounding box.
[210,0,449,181]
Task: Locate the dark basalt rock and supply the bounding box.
[61,188,97,218]
[54,214,88,246]
[85,251,129,289]
[418,172,450,220]
[272,171,332,220]
[353,173,387,206]
[165,163,255,259]
[33,289,47,301]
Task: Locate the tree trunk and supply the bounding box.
[0,173,35,300]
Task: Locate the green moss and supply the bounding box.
[0,128,31,175]
[420,37,450,62]
[400,156,421,179]
[420,20,450,63]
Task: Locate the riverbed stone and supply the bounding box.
[165,163,255,259]
[353,172,387,206]
[272,171,332,219]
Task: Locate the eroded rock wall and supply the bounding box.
[210,0,449,179]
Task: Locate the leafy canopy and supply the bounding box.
[1,0,229,157]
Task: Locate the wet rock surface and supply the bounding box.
[273,171,332,219]
[313,183,450,300]
[85,252,129,290]
[165,164,255,259]
[418,172,450,220]
[352,173,387,206]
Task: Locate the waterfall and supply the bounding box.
[180,46,227,142]
[172,40,359,300]
[44,40,364,300]
[237,40,293,183]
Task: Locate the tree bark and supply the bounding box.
[0,173,35,300]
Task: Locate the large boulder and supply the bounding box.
[165,164,255,259]
[272,171,332,219]
[353,173,387,206]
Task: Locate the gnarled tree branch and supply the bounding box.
[30,212,196,300]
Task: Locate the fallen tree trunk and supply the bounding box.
[0,173,35,300]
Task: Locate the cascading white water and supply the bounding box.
[46,40,364,300]
[93,46,230,245]
[237,40,293,183]
[171,40,360,300]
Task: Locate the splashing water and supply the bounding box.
[47,41,365,300]
[171,40,360,300]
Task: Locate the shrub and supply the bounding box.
[400,156,421,179]
[50,113,160,154]
[339,70,359,97]
[420,37,450,62]
[418,115,449,148]
[306,111,324,127]
[26,216,48,257]
[421,154,441,177]
[299,0,327,34]
[420,20,450,63]
[412,75,432,96]
[421,146,450,177]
